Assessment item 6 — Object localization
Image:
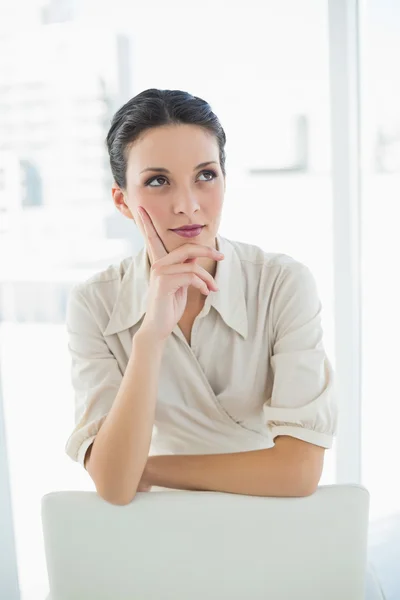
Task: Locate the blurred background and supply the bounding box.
[0,0,399,598]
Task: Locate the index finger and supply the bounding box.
[137,206,168,263]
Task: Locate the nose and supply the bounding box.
[173,191,201,216]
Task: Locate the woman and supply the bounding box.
[65,88,337,505]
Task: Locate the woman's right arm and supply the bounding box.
[85,328,166,506]
[81,208,222,504]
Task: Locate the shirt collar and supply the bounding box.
[103,233,248,339]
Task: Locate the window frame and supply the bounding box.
[0,2,364,597]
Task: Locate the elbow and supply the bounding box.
[89,464,139,505]
[272,436,324,498]
[294,457,323,497]
[86,449,139,506]
[272,449,323,498]
[277,479,318,498]
[96,485,138,506]
[297,479,319,497]
[281,475,319,498]
[107,496,136,507]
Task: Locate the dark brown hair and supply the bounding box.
[106,88,227,189]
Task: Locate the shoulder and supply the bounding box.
[68,255,133,312]
[74,255,132,288]
[224,238,322,333]
[224,236,312,281]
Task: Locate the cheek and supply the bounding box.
[207,190,224,215]
[136,198,170,232]
[144,201,169,222]
[130,191,165,219]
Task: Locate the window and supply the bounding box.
[1,1,334,598]
[360,0,400,520]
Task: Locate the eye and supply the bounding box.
[145,170,218,187]
[198,169,218,181]
[145,175,168,188]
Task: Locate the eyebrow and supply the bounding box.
[140,161,218,175]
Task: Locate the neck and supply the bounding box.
[186,289,206,308]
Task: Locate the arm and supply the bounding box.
[86,329,166,505]
[143,436,325,497]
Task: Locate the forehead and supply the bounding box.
[127,124,219,169]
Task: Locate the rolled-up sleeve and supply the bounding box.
[64,285,123,467]
[263,262,338,449]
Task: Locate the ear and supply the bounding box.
[112,185,135,221]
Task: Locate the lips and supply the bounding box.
[171,225,205,238]
[172,225,204,232]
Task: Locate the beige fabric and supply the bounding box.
[65,234,337,468]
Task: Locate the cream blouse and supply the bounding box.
[65,233,337,467]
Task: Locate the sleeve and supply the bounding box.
[262,262,338,449]
[64,285,123,467]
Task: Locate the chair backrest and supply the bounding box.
[41,484,370,600]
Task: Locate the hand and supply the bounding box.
[137,206,224,342]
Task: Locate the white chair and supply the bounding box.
[41,484,370,600]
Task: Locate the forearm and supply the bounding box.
[146,440,322,497]
[87,328,165,505]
